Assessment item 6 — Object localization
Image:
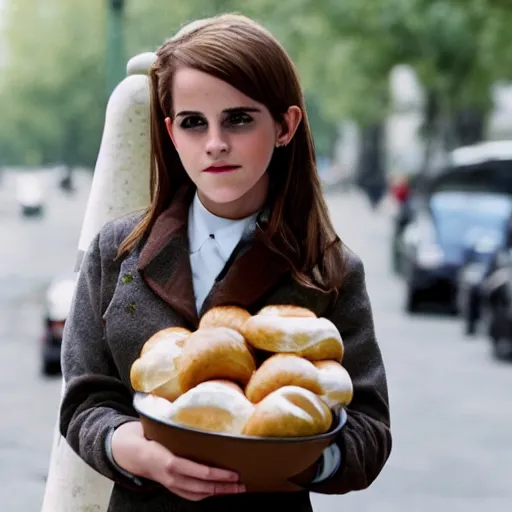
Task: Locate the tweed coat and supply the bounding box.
[60,186,392,512]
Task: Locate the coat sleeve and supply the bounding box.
[308,250,392,494]
[59,222,154,490]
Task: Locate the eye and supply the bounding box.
[180,116,206,129]
[225,112,253,127]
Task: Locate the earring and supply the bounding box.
[275,141,285,148]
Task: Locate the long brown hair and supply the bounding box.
[119,13,346,294]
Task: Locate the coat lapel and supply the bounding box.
[136,186,292,327]
[136,186,199,327]
[201,226,291,314]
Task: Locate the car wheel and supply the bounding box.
[42,360,61,376]
[492,337,512,360]
[405,287,420,313]
[464,293,480,335]
[391,239,401,275]
[447,299,459,316]
[391,248,399,274]
[464,318,477,336]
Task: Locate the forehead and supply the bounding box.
[172,67,259,112]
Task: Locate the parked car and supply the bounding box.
[456,231,505,335]
[401,190,512,313]
[16,173,45,217]
[41,274,77,375]
[390,175,421,275]
[480,242,512,360]
[397,140,512,313]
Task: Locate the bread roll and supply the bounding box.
[242,386,332,437]
[199,306,251,332]
[140,327,191,356]
[151,377,186,403]
[167,380,255,435]
[134,393,175,419]
[313,361,353,409]
[130,328,189,401]
[245,354,322,403]
[245,354,353,408]
[178,327,257,392]
[241,314,343,362]
[257,305,317,318]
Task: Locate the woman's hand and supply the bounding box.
[111,421,246,501]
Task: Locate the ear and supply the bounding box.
[164,117,177,147]
[276,106,302,146]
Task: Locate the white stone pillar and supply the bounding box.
[41,52,156,512]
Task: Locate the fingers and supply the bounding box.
[170,489,212,502]
[165,453,240,483]
[112,423,245,501]
[164,472,245,497]
[143,441,246,500]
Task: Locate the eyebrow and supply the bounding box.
[175,107,261,118]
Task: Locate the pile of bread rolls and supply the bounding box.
[130,305,353,438]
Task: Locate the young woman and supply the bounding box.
[60,13,391,512]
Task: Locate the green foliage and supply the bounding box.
[0,0,105,167]
[1,0,511,166]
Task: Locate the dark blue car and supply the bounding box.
[400,191,512,313]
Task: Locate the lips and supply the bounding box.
[203,165,241,174]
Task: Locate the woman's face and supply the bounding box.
[165,67,281,219]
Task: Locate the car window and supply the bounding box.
[429,191,512,246]
[428,160,512,195]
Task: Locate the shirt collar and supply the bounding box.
[188,193,259,260]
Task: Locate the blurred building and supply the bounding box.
[387,65,425,177]
[332,64,512,187]
[490,83,512,140]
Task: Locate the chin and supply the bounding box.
[199,177,256,202]
[196,172,268,215]
[201,187,249,205]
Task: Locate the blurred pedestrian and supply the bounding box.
[59,170,75,194]
[391,175,410,205]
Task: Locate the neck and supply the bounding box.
[197,173,268,220]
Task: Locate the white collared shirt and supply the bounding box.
[188,193,258,314]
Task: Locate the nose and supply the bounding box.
[205,127,229,158]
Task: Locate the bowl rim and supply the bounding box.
[133,392,348,443]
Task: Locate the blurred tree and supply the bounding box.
[287,0,511,176]
[0,0,105,168]
[125,1,342,159]
[1,0,511,174]
[125,0,237,56]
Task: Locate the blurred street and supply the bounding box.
[0,171,511,511]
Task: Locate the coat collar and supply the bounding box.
[136,186,290,328]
